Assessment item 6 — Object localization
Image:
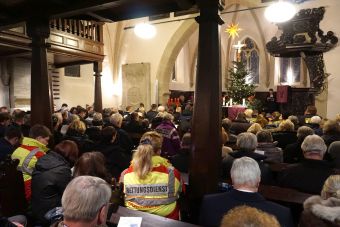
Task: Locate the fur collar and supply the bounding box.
[304,195,340,223]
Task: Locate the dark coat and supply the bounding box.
[222,150,272,185]
[322,133,340,147]
[113,127,134,157]
[63,129,94,155]
[0,138,16,162]
[283,139,304,163]
[85,126,102,143]
[31,151,72,224]
[230,120,251,135]
[272,131,297,149]
[146,110,158,122]
[278,159,335,194]
[170,148,190,173]
[256,142,283,163]
[199,189,294,227]
[91,142,131,179]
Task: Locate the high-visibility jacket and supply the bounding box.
[11,137,48,200]
[121,156,183,219]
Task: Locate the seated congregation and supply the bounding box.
[2,103,340,227]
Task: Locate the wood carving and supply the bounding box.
[266,7,338,94]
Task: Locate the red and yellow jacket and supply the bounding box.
[120,156,183,219]
[11,137,48,200]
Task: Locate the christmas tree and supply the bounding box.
[227,61,256,105]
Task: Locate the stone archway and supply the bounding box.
[156,20,198,105]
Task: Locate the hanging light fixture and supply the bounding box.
[264,0,297,23]
[134,23,157,39]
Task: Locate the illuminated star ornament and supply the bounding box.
[225,23,242,39]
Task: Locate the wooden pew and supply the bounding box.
[0,157,27,216]
[110,206,200,227]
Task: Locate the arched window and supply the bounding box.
[240,38,259,84]
[278,57,301,84]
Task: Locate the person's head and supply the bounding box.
[52,113,63,129]
[110,113,123,128]
[151,104,158,111]
[255,115,268,128]
[221,205,280,227]
[222,118,232,132]
[310,116,322,125]
[236,132,257,152]
[0,112,11,126]
[163,112,174,122]
[181,133,191,149]
[68,120,86,134]
[271,111,281,121]
[321,175,340,199]
[235,112,247,122]
[140,131,163,154]
[12,110,26,125]
[231,157,261,191]
[4,126,23,147]
[301,135,327,160]
[256,130,273,143]
[132,143,154,179]
[305,105,317,115]
[92,112,103,126]
[288,115,299,127]
[125,105,133,113]
[54,140,79,166]
[297,126,314,141]
[61,176,111,226]
[269,88,274,94]
[221,128,228,145]
[247,123,262,135]
[73,152,110,183]
[77,107,87,119]
[244,109,253,119]
[0,106,8,113]
[130,112,139,121]
[278,120,294,132]
[323,120,340,135]
[157,105,165,113]
[101,126,117,143]
[29,124,52,146]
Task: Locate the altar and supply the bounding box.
[222,106,246,120]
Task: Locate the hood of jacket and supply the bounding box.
[35,151,69,171]
[22,137,49,152]
[304,195,340,224]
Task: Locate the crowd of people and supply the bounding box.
[1,101,340,226]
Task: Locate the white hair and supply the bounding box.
[231,157,261,187]
[62,176,111,222]
[236,132,257,151]
[301,135,327,156]
[110,113,123,127]
[310,116,322,124]
[157,105,165,112]
[244,109,253,118]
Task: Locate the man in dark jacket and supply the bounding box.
[200,157,293,227]
[0,126,22,161]
[145,104,158,122]
[279,135,334,194]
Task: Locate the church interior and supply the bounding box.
[1,0,340,226]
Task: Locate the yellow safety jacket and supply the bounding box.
[11,137,49,200]
[121,156,182,219]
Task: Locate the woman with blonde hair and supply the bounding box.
[120,133,183,219]
[247,123,263,135]
[271,120,297,149]
[300,175,340,226]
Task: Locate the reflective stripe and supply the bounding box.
[125,184,169,196]
[168,167,175,197]
[17,148,41,176]
[126,196,178,206]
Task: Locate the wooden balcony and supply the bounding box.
[0,18,104,67]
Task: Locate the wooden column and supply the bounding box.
[27,18,53,130]
[189,0,223,200]
[93,61,103,112]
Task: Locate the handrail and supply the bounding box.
[50,18,103,43]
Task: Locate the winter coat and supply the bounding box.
[256,142,283,163]
[300,195,340,227]
[31,151,72,225]
[155,121,181,157]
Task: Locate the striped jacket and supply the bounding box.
[120,156,183,219]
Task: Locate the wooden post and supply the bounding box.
[93,61,103,112]
[27,18,53,130]
[189,0,223,217]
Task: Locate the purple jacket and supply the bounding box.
[155,121,180,157]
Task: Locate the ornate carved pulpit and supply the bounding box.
[266,7,338,113]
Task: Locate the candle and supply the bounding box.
[230,98,233,106]
[242,98,245,106]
